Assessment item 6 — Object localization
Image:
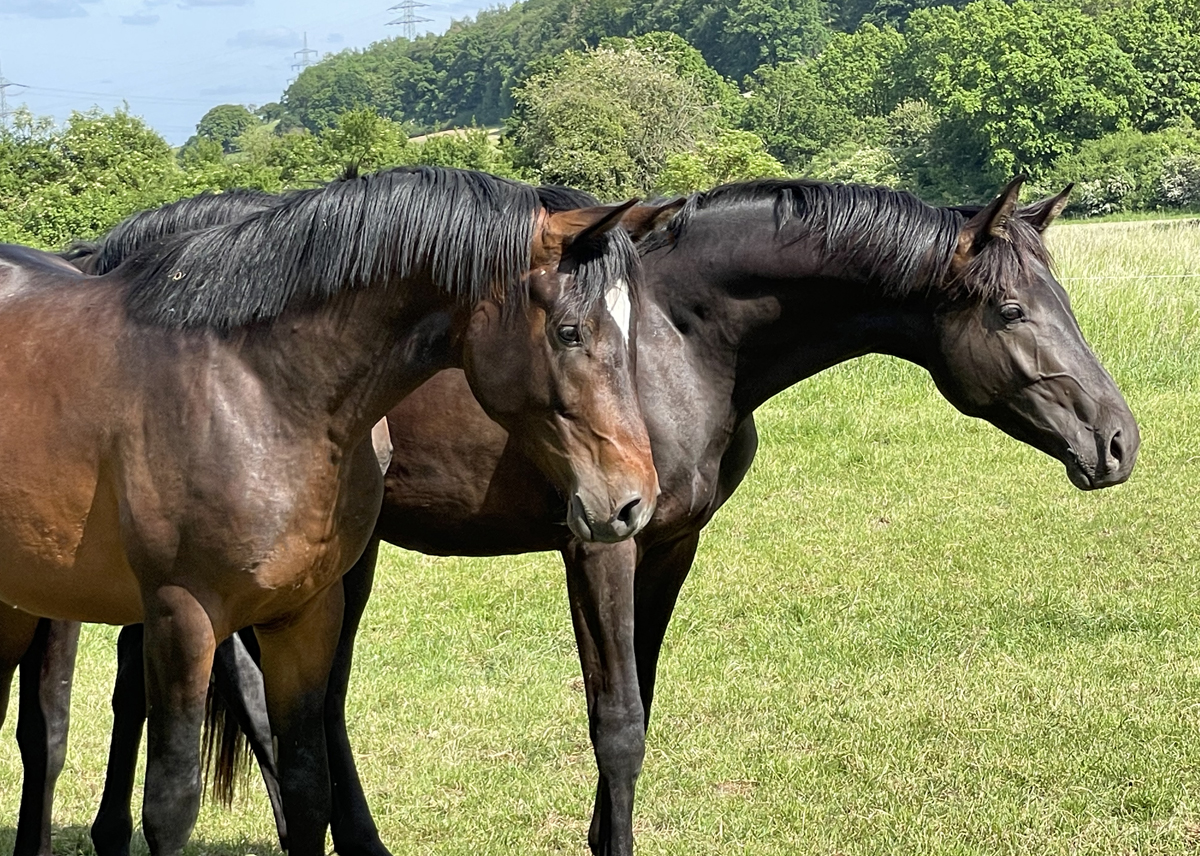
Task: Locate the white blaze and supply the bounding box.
[604,278,632,345]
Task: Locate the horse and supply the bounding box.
[17,176,1138,856]
[0,165,660,856]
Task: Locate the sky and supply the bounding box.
[0,0,480,144]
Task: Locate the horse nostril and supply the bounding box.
[1109,429,1124,466]
[616,497,641,527]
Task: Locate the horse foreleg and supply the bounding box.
[141,590,216,856]
[564,538,642,856]
[256,581,345,856]
[15,619,81,856]
[580,534,699,854]
[91,624,147,856]
[326,537,392,856]
[632,533,699,728]
[210,630,288,850]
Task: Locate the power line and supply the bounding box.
[387,1,432,40]
[24,85,216,106]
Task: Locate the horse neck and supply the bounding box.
[242,281,463,447]
[649,207,944,421]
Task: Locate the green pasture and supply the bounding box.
[3,219,1200,854]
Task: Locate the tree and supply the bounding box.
[194,104,259,153]
[655,129,786,193]
[905,0,1146,197]
[320,108,413,172]
[508,40,726,197]
[627,0,831,79]
[1094,0,1200,131]
[413,127,517,176]
[741,24,906,169]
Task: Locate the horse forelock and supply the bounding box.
[950,215,1057,303]
[533,184,642,326]
[119,167,544,330]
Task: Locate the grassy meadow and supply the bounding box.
[3,218,1200,855]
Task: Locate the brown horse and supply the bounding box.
[0,167,659,856]
[17,177,1138,856]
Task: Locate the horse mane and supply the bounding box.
[647,179,1053,302]
[115,166,548,330]
[60,189,278,275]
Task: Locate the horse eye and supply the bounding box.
[1000,303,1024,322]
[557,325,581,346]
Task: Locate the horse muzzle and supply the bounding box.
[567,490,656,543]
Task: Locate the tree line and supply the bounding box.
[1,0,1197,250]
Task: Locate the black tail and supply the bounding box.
[201,680,253,807]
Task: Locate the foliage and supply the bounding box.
[508,42,725,198]
[1095,0,1200,131]
[193,104,258,153]
[319,108,413,172]
[628,0,831,80]
[1046,125,1200,214]
[411,127,518,177]
[742,24,906,170]
[0,108,184,248]
[904,0,1146,198]
[655,128,786,194]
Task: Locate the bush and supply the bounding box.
[1156,153,1200,208]
[1049,126,1200,213]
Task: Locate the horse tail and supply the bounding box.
[201,680,252,808]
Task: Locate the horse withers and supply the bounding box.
[0,166,658,856]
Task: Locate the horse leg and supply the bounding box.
[15,619,82,856]
[140,590,217,856]
[1,609,42,848]
[255,582,345,856]
[210,631,288,850]
[326,537,391,856]
[632,533,699,727]
[564,538,642,856]
[579,534,703,853]
[0,608,40,728]
[90,625,148,856]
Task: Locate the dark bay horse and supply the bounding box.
[17,177,1137,856]
[0,167,660,856]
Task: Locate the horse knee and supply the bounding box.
[591,705,646,778]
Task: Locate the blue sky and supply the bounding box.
[0,0,479,144]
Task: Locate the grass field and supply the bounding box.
[3,218,1200,855]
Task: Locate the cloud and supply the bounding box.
[121,12,160,24]
[327,33,344,44]
[0,0,96,18]
[227,27,301,49]
[178,0,251,6]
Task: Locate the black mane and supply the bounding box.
[116,167,547,330]
[648,178,1053,301]
[60,189,278,275]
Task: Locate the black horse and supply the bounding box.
[13,176,1137,856]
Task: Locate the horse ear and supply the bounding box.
[956,175,1026,260]
[546,199,641,250]
[1021,184,1073,233]
[620,199,685,242]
